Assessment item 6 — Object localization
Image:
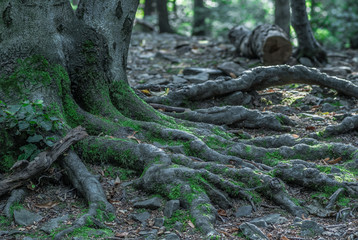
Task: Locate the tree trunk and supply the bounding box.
[156,0,175,33]
[144,0,156,17]
[192,0,207,36]
[229,24,292,65]
[290,0,327,65]
[274,0,291,36]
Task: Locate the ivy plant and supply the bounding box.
[0,99,64,162]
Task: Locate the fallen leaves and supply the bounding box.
[324,157,343,165]
[127,131,141,143]
[217,209,227,216]
[34,201,59,209]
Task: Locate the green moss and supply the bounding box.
[0,154,16,173]
[0,55,52,95]
[245,145,252,153]
[110,80,155,122]
[0,216,11,229]
[164,209,191,231]
[205,136,230,150]
[183,141,202,158]
[103,165,137,180]
[322,185,340,195]
[263,150,283,166]
[77,138,139,171]
[168,184,182,200]
[211,126,234,139]
[337,197,350,207]
[317,165,331,174]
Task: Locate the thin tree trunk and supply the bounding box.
[144,0,156,17]
[275,0,291,36]
[156,0,174,33]
[192,0,207,36]
[290,0,327,65]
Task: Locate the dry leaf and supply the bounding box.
[291,134,299,138]
[140,89,151,96]
[326,157,343,164]
[227,227,239,233]
[35,201,59,209]
[280,236,289,240]
[225,164,235,168]
[229,72,237,78]
[164,88,170,96]
[115,232,129,237]
[305,126,316,131]
[114,176,121,185]
[217,209,227,216]
[127,131,141,143]
[188,220,195,228]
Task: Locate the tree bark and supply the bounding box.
[274,0,291,36]
[290,0,327,65]
[156,0,174,33]
[192,0,207,36]
[229,24,292,65]
[144,0,156,17]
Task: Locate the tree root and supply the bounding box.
[144,65,358,107]
[4,189,27,218]
[54,201,110,240]
[0,126,88,197]
[322,115,358,136]
[54,150,115,239]
[165,106,295,131]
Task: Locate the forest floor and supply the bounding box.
[1,30,358,240]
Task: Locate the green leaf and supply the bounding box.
[27,135,43,143]
[18,121,30,131]
[9,121,17,128]
[19,144,37,160]
[44,139,55,147]
[49,116,59,121]
[39,121,52,131]
[7,105,21,115]
[22,100,30,106]
[33,99,44,106]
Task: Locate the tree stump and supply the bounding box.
[229,24,292,65]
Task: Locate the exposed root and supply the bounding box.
[165,106,295,131]
[323,115,358,136]
[55,150,115,239]
[242,134,319,148]
[54,202,109,240]
[144,65,358,107]
[4,189,27,218]
[0,126,88,197]
[274,161,358,196]
[228,141,358,164]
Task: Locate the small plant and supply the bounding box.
[164,209,191,230]
[0,99,64,164]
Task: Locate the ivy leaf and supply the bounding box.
[39,121,52,131]
[6,105,21,115]
[19,144,37,160]
[18,121,30,131]
[27,135,43,143]
[33,99,44,106]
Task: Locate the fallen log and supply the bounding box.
[0,126,88,197]
[229,24,292,65]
